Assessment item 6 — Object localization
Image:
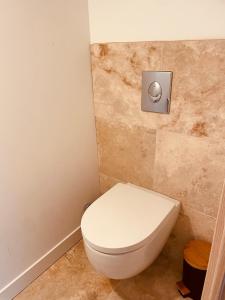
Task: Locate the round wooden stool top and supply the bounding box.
[184,240,211,271]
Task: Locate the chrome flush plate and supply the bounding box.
[141,71,173,114]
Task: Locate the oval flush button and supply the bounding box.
[148,81,162,103]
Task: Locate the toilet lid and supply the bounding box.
[81,183,178,254]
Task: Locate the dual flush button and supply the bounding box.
[148,81,162,103]
[141,71,173,114]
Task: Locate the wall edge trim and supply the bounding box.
[0,226,82,300]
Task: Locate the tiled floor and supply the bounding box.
[15,240,190,300]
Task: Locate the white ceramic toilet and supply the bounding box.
[81,183,180,279]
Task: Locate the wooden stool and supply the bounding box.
[177,240,211,300]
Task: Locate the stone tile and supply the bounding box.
[91,40,225,139]
[14,241,116,300]
[91,42,162,92]
[91,42,162,130]
[99,173,122,194]
[163,207,216,264]
[96,118,156,190]
[15,240,192,300]
[159,40,225,139]
[106,254,187,300]
[153,130,225,218]
[181,206,216,242]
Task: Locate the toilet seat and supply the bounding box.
[81,183,177,255]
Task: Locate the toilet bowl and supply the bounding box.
[81,183,180,279]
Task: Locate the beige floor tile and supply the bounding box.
[15,239,194,300]
[107,254,186,300]
[14,241,117,300]
[15,239,191,300]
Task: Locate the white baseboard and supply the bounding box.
[0,227,82,300]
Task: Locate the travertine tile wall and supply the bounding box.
[91,40,225,261]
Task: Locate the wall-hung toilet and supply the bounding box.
[81,183,180,279]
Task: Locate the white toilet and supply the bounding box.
[81,183,180,279]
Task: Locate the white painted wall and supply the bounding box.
[0,0,99,294]
[88,0,225,43]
